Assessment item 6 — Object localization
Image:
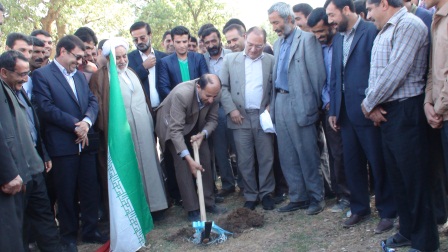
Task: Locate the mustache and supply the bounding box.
[35,58,44,63]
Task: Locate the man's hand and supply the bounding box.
[230,110,244,125]
[424,103,443,129]
[361,102,370,118]
[74,121,89,138]
[185,155,204,177]
[328,116,340,132]
[45,160,52,173]
[1,175,23,195]
[190,132,205,149]
[143,54,156,69]
[368,106,387,127]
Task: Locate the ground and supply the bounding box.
[79,193,448,252]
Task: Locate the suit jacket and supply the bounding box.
[270,28,325,127]
[19,88,50,163]
[329,19,378,126]
[155,79,219,153]
[0,80,44,185]
[220,52,274,129]
[128,49,168,99]
[158,52,209,101]
[32,61,99,157]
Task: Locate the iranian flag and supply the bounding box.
[107,44,153,251]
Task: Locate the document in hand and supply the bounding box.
[260,109,276,134]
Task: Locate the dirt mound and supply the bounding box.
[165,227,194,242]
[217,208,264,236]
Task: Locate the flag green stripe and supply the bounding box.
[108,54,153,235]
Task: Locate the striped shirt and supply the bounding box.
[363,7,429,112]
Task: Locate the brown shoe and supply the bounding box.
[342,213,371,228]
[374,218,394,234]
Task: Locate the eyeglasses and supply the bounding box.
[68,51,83,61]
[246,42,264,50]
[6,69,31,77]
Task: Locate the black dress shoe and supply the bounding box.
[262,195,275,210]
[82,230,108,244]
[215,195,224,203]
[342,213,371,228]
[306,200,325,215]
[217,188,236,197]
[244,201,258,210]
[277,201,309,212]
[187,210,200,222]
[206,205,227,214]
[62,242,78,252]
[273,193,287,204]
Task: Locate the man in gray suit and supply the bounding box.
[268,2,326,215]
[220,27,276,210]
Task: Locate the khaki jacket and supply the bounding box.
[425,3,448,120]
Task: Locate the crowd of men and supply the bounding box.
[0,0,447,251]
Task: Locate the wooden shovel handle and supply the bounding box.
[193,142,207,222]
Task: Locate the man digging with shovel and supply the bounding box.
[155,74,227,222]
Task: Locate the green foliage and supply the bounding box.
[0,0,135,52]
[136,0,231,51]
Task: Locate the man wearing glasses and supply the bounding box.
[33,35,105,251]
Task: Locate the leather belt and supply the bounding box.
[276,88,289,94]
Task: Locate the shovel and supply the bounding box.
[192,141,213,243]
[191,142,231,244]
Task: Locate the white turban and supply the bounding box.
[101,37,129,57]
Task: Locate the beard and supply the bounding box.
[281,24,293,38]
[337,15,349,32]
[136,40,151,52]
[117,62,128,74]
[207,44,221,57]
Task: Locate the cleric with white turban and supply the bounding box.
[89,37,169,216]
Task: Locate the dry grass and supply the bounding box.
[78,194,448,252]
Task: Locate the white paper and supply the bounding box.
[260,109,276,133]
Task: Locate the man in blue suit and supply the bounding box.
[33,35,105,251]
[158,26,209,101]
[128,21,168,111]
[325,0,396,233]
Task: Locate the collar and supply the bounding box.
[410,4,418,14]
[195,86,204,108]
[436,2,448,16]
[384,7,408,29]
[341,15,361,36]
[139,47,155,57]
[243,51,264,62]
[54,59,77,77]
[321,40,333,49]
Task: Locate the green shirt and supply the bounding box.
[178,59,190,82]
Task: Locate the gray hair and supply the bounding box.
[268,2,295,25]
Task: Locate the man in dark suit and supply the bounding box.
[155,74,226,221]
[32,35,104,251]
[325,0,396,233]
[158,26,209,101]
[128,21,168,110]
